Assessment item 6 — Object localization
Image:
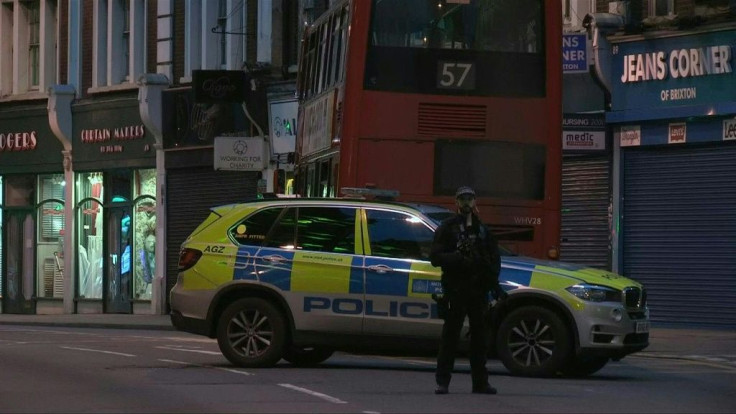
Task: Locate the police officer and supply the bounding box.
[430,186,504,395]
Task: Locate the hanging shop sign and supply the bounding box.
[562,113,606,151]
[214,136,265,171]
[610,31,735,115]
[72,96,155,168]
[193,70,246,103]
[563,33,588,74]
[0,105,63,173]
[268,98,298,156]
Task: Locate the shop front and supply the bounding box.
[0,102,66,314]
[161,86,259,304]
[72,94,157,314]
[609,30,736,328]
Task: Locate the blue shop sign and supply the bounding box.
[563,33,588,74]
[609,30,736,121]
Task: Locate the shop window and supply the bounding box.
[36,174,66,299]
[91,0,145,89]
[0,0,57,98]
[133,169,156,300]
[649,0,674,16]
[76,172,104,300]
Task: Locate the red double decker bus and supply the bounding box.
[295,0,562,259]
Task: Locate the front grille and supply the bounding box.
[623,287,647,309]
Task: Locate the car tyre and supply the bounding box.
[561,356,609,377]
[282,346,334,366]
[496,306,571,377]
[217,298,286,368]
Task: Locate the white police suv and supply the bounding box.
[170,196,649,377]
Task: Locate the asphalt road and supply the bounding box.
[1,325,734,413]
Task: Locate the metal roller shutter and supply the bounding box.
[165,168,258,307]
[560,154,611,269]
[623,143,736,328]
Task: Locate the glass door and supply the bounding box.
[105,207,133,313]
[2,210,36,314]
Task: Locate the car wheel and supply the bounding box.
[282,346,334,366]
[561,356,609,377]
[496,306,571,377]
[216,298,286,368]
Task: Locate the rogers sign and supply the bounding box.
[0,131,38,152]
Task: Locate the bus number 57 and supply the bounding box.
[437,62,475,90]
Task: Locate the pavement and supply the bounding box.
[0,313,734,358]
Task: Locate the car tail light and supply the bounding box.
[178,248,202,271]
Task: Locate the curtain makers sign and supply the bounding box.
[72,99,155,165]
[611,31,735,112]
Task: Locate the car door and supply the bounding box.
[255,205,364,334]
[360,207,443,337]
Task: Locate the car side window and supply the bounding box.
[296,207,356,254]
[365,209,434,260]
[229,207,284,246]
[264,207,297,249]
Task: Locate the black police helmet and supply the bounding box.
[455,186,476,199]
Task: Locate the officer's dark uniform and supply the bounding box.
[430,188,502,395]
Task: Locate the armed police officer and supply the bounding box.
[430,186,505,395]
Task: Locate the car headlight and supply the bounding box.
[565,284,622,302]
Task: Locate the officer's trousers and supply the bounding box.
[435,294,489,388]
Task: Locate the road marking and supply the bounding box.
[631,354,736,372]
[156,345,221,355]
[59,346,136,357]
[278,383,347,404]
[158,359,253,376]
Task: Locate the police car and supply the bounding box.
[170,194,649,377]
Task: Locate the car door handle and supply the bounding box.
[367,264,393,274]
[261,255,287,264]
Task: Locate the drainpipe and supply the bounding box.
[138,73,170,315]
[582,13,625,273]
[47,84,76,314]
[582,13,624,109]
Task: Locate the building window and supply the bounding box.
[92,0,145,89]
[218,0,227,68]
[121,0,130,82]
[28,1,40,89]
[183,0,247,80]
[0,0,57,97]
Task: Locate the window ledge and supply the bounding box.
[87,83,139,95]
[0,91,49,103]
[179,76,192,85]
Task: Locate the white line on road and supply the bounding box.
[59,346,136,357]
[158,359,253,376]
[278,383,347,404]
[156,345,221,355]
